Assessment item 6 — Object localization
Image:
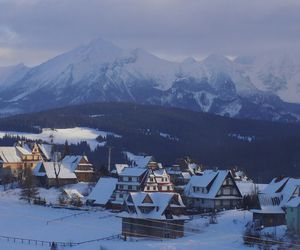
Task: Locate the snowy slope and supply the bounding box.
[0,188,258,250]
[1,39,300,122]
[0,127,120,150]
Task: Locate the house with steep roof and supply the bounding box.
[184,170,242,211]
[0,142,43,177]
[143,168,174,192]
[120,192,188,239]
[87,177,118,207]
[252,177,300,227]
[112,167,148,209]
[33,162,77,187]
[61,155,94,182]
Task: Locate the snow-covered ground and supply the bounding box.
[0,187,261,250]
[0,127,121,150]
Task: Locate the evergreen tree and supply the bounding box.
[62,140,70,157]
[20,167,39,203]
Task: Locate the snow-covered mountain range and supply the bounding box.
[0,38,300,121]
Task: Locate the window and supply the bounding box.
[128,185,132,190]
[128,177,132,181]
[223,187,231,195]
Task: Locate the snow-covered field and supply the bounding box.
[0,187,259,250]
[0,127,121,150]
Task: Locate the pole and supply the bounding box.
[108,147,112,173]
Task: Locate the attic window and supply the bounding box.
[142,194,153,204]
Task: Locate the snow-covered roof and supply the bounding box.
[0,147,22,163]
[286,197,300,208]
[184,170,241,199]
[182,172,192,180]
[33,162,77,179]
[63,188,84,199]
[61,155,91,172]
[119,167,147,177]
[38,143,52,160]
[236,182,267,196]
[151,168,167,177]
[122,192,186,220]
[262,177,290,194]
[87,177,118,205]
[126,152,153,168]
[113,164,129,175]
[61,155,82,171]
[16,145,32,155]
[256,177,300,213]
[188,170,218,188]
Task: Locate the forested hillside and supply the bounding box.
[1,102,300,181]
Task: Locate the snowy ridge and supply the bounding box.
[1,39,300,121]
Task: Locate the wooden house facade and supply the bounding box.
[184,170,242,211]
[120,192,188,239]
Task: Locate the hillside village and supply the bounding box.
[0,140,300,249]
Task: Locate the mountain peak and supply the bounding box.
[182,57,198,64]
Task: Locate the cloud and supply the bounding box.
[0,0,300,65]
[0,25,18,44]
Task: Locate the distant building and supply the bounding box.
[112,167,148,209]
[286,197,300,235]
[61,155,94,182]
[33,162,77,187]
[0,142,43,178]
[252,177,300,227]
[126,153,154,168]
[120,192,188,239]
[87,177,118,207]
[184,170,242,211]
[143,167,174,192]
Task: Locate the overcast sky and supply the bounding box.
[0,0,299,66]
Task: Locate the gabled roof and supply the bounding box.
[63,188,84,199]
[16,145,32,155]
[33,162,77,179]
[126,152,153,168]
[123,192,186,220]
[119,167,147,177]
[151,168,167,177]
[0,147,22,163]
[87,177,118,205]
[112,164,129,175]
[38,144,52,161]
[256,177,300,213]
[184,170,241,199]
[61,155,91,172]
[188,170,218,188]
[262,177,290,194]
[286,197,300,208]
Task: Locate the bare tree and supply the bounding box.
[53,151,62,188]
[20,167,39,203]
